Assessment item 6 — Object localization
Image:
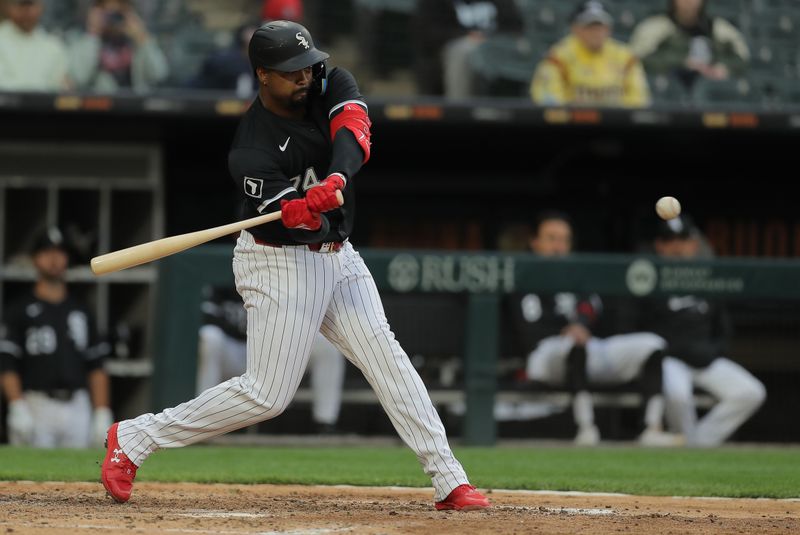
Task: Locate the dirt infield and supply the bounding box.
[1,481,798,534]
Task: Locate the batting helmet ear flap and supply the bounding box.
[312,61,328,96]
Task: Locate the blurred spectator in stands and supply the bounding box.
[0,0,71,91]
[197,285,347,435]
[262,0,303,22]
[507,211,680,446]
[67,0,168,93]
[637,215,766,446]
[530,1,650,108]
[413,0,523,98]
[0,227,112,447]
[629,0,750,91]
[186,21,259,97]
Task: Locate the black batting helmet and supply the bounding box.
[248,20,329,73]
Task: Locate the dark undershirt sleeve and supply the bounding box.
[327,129,364,181]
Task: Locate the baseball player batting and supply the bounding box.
[101,20,490,511]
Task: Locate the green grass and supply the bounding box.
[1,445,798,498]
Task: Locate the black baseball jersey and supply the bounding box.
[636,295,731,368]
[228,67,365,245]
[505,292,602,353]
[200,286,247,341]
[0,293,109,391]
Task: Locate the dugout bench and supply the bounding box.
[152,246,800,445]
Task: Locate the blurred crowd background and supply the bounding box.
[1,0,798,108]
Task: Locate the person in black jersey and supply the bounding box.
[506,211,681,446]
[0,227,112,448]
[637,215,766,446]
[102,20,490,511]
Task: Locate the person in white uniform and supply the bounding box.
[638,215,766,447]
[101,20,490,512]
[507,210,681,446]
[197,285,345,433]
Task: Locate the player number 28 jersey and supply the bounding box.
[0,293,109,391]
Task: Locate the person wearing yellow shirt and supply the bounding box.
[530,1,650,108]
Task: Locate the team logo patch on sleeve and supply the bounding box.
[244,177,264,198]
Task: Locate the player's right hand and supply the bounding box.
[8,399,35,445]
[305,174,344,213]
[280,198,322,231]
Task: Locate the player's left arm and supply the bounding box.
[0,318,24,402]
[0,314,24,398]
[306,68,371,213]
[83,307,112,409]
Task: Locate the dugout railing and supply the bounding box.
[152,246,800,445]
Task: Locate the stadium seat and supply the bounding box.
[647,74,690,107]
[354,0,415,78]
[612,0,659,41]
[753,74,796,108]
[469,34,542,98]
[746,12,799,46]
[709,0,747,29]
[750,41,800,81]
[159,20,226,88]
[690,76,762,108]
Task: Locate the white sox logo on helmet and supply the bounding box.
[296,32,309,49]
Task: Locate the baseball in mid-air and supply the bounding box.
[655,196,681,220]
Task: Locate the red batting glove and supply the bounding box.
[280,198,321,231]
[305,173,345,213]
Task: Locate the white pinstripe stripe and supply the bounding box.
[116,237,468,499]
[256,186,295,213]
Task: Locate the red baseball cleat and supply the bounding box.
[435,484,491,511]
[101,422,138,503]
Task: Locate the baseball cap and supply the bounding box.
[32,227,68,254]
[655,215,698,241]
[571,0,613,26]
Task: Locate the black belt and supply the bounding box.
[30,389,76,402]
[254,238,344,253]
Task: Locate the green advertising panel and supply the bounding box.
[154,246,800,445]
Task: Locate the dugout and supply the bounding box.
[2,94,800,444]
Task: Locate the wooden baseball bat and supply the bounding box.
[91,190,343,276]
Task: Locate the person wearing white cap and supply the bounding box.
[530,0,651,108]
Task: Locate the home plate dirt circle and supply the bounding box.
[1,481,798,534]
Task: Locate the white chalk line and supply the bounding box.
[494,505,616,516]
[6,480,800,502]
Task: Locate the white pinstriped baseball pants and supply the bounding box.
[118,230,469,500]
